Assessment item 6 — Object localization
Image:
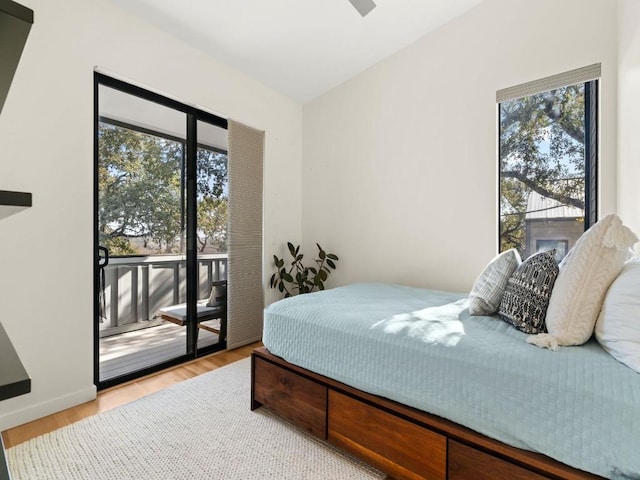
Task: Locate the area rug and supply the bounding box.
[7,359,385,480]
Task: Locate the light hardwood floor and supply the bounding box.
[2,342,260,449]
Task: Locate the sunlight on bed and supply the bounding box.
[371,298,468,347]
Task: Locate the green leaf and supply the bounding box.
[271,242,339,297]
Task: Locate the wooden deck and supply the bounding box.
[99,320,221,381]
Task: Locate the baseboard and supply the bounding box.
[227,335,262,350]
[0,386,97,432]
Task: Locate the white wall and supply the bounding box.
[0,0,302,429]
[617,0,640,240]
[303,0,619,293]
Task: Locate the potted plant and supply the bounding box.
[270,242,339,298]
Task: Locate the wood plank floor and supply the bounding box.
[2,342,260,449]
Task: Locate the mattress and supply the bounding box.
[263,283,640,480]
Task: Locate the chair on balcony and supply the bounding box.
[156,280,227,342]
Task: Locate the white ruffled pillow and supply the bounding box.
[469,249,521,316]
[528,213,638,350]
[595,258,640,373]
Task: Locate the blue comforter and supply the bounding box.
[263,283,640,480]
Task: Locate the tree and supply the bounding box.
[499,177,528,254]
[197,148,227,198]
[499,84,587,253]
[196,148,228,253]
[98,124,229,256]
[197,196,228,252]
[98,123,183,254]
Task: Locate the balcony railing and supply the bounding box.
[99,253,227,338]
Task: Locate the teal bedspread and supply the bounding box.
[263,283,640,480]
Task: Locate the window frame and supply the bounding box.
[496,66,600,258]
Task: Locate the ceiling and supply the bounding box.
[107,0,484,103]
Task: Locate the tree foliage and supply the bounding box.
[98,123,228,255]
[197,196,228,252]
[499,84,586,254]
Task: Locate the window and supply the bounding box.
[97,119,228,256]
[536,239,569,262]
[497,65,599,261]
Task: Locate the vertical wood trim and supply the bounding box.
[227,120,264,349]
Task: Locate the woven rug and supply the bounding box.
[7,358,385,480]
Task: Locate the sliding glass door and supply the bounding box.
[195,121,229,351]
[94,74,228,388]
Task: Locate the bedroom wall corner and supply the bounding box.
[302,0,619,293]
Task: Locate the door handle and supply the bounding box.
[98,246,109,268]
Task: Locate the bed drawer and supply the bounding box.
[252,357,327,439]
[328,390,446,480]
[448,440,549,480]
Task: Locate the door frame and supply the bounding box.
[93,72,228,390]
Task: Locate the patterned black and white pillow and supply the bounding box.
[498,250,559,334]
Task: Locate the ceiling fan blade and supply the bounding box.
[348,0,376,17]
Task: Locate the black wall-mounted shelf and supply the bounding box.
[0,190,31,207]
[0,320,30,480]
[0,190,32,220]
[0,0,34,115]
[0,322,30,401]
[0,0,33,22]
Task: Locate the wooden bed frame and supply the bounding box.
[251,347,604,480]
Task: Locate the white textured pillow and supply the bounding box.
[528,213,638,350]
[469,249,521,316]
[595,258,640,373]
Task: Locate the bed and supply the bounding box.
[251,283,640,480]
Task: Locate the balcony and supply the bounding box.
[99,253,227,382]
